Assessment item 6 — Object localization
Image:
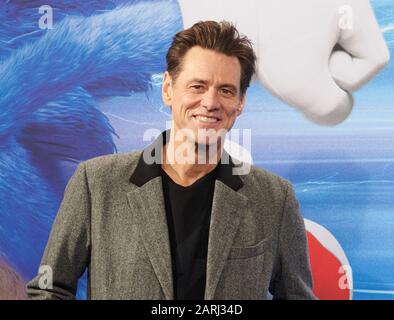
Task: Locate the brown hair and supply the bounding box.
[166,20,256,96]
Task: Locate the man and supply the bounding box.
[26,21,316,300]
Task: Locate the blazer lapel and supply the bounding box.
[126,177,174,300]
[204,180,249,299]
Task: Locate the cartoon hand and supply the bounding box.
[178,0,390,125]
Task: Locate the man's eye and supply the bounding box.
[221,88,234,96]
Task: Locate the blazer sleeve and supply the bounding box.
[26,162,91,300]
[269,181,317,300]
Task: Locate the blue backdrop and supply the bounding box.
[0,0,392,299]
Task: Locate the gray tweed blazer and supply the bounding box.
[26,132,315,300]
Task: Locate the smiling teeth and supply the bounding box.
[194,115,218,123]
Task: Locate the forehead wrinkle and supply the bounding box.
[186,78,238,89]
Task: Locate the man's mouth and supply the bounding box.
[192,115,220,123]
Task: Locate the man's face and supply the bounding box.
[162,46,246,145]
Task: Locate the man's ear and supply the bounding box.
[236,94,246,116]
[162,71,173,107]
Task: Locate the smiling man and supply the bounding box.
[161,41,248,184]
[27,21,315,300]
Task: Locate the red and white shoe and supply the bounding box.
[305,219,353,300]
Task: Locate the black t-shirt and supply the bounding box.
[161,166,219,300]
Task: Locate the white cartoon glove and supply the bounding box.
[178,0,390,125]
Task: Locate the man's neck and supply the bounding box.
[161,131,223,187]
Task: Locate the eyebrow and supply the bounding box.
[187,78,238,92]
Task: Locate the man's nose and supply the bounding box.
[201,88,220,111]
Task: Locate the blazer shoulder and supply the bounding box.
[81,151,141,182]
[241,164,293,202]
